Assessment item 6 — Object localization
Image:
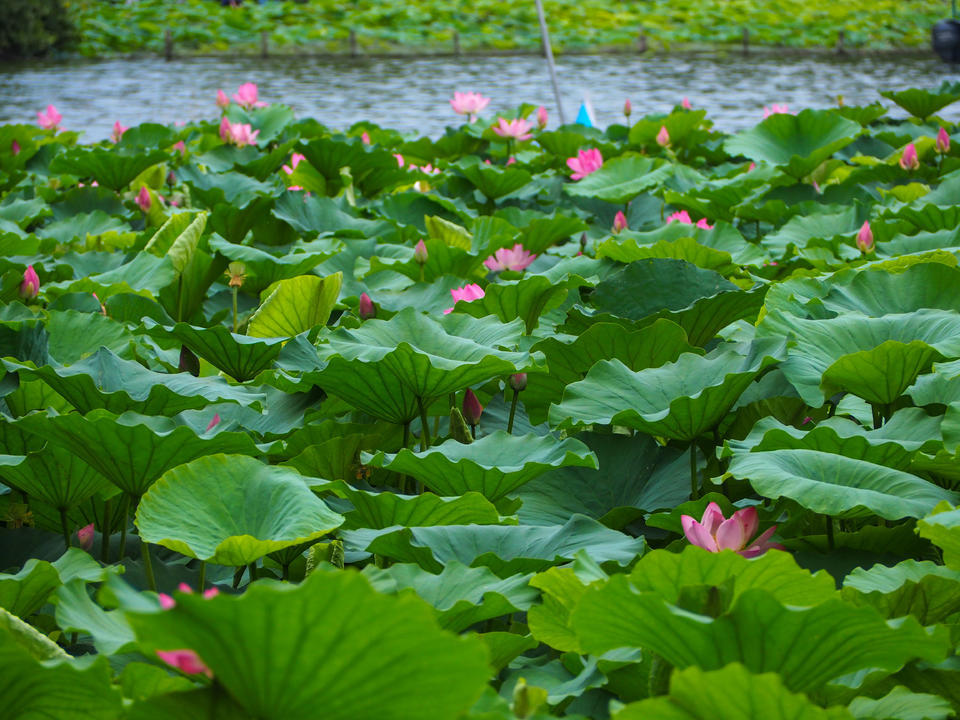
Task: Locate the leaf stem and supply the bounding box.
[118,494,131,560]
[871,403,883,430]
[142,540,157,592]
[417,397,431,451]
[59,508,71,550]
[232,566,244,589]
[507,389,520,434]
[248,562,257,584]
[825,515,835,551]
[232,286,239,333]
[198,560,206,592]
[101,497,111,562]
[689,443,698,500]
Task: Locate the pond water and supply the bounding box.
[1,52,959,140]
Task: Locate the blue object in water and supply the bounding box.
[575,100,595,127]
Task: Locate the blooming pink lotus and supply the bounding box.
[666,210,712,229]
[282,152,305,175]
[937,127,950,153]
[110,121,128,144]
[681,502,784,558]
[613,211,628,233]
[77,523,95,550]
[37,105,61,131]
[11,140,20,156]
[220,118,259,148]
[567,148,603,180]
[450,91,491,120]
[763,104,791,118]
[444,283,485,314]
[216,89,230,108]
[172,140,186,156]
[492,117,533,142]
[536,105,548,129]
[19,266,39,300]
[156,649,213,678]
[857,220,874,253]
[682,97,692,110]
[900,143,919,170]
[136,186,152,213]
[232,82,267,109]
[484,243,536,272]
[656,126,670,147]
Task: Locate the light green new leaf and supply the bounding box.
[917,501,960,568]
[144,211,207,274]
[848,686,954,720]
[842,560,960,624]
[247,273,342,338]
[0,559,61,618]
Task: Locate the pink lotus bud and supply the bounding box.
[77,523,95,550]
[536,105,548,129]
[748,162,756,171]
[136,186,151,212]
[172,141,186,156]
[394,154,404,167]
[110,121,127,144]
[413,239,428,264]
[11,140,20,156]
[156,649,213,677]
[937,127,950,153]
[205,413,221,432]
[899,143,919,170]
[37,104,61,131]
[358,292,376,320]
[462,388,483,426]
[19,265,39,300]
[623,99,632,118]
[682,97,691,110]
[506,156,516,166]
[216,89,230,108]
[509,373,527,391]
[361,131,371,144]
[92,292,106,315]
[612,211,628,233]
[656,126,670,147]
[856,221,874,253]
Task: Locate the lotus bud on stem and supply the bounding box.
[358,292,376,320]
[506,373,526,434]
[413,239,428,281]
[227,262,245,332]
[463,388,483,439]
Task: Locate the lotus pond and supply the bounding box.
[2,82,960,718]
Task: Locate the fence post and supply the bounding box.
[349,29,358,57]
[742,27,750,55]
[261,30,269,58]
[637,26,648,53]
[453,30,461,56]
[835,30,846,55]
[164,29,173,61]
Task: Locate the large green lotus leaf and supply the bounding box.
[36,209,127,246]
[128,569,489,720]
[347,515,645,575]
[367,238,484,285]
[208,235,341,294]
[761,206,859,259]
[297,137,408,197]
[629,546,837,608]
[725,449,958,520]
[0,558,61,617]
[363,432,596,501]
[527,560,609,654]
[616,664,854,720]
[629,109,710,148]
[458,161,533,201]
[296,309,531,423]
[564,155,673,204]
[455,274,575,334]
[49,146,169,191]
[514,432,689,528]
[908,359,960,408]
[816,263,960,317]
[917,502,960,568]
[515,213,589,255]
[280,436,367,482]
[0,444,110,510]
[143,211,207,276]
[880,88,960,120]
[759,310,960,407]
[274,192,393,237]
[597,236,738,276]
[247,273,342,339]
[141,319,285,382]
[847,686,954,720]
[724,110,861,178]
[44,309,133,366]
[208,195,276,245]
[309,479,500,530]
[3,347,261,415]
[136,454,344,566]
[573,583,948,692]
[884,203,960,234]
[842,560,960,624]
[524,320,698,425]
[663,166,779,224]
[14,410,263,496]
[54,578,136,655]
[363,562,537,632]
[0,625,122,720]
[47,251,176,302]
[550,346,778,440]
[177,164,277,209]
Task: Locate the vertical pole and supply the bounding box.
[534,0,565,126]
[164,29,173,61]
[453,30,461,56]
[835,30,846,54]
[260,30,268,58]
[742,27,749,56]
[637,26,648,53]
[349,29,358,57]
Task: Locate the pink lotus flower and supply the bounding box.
[216,89,230,108]
[450,91,490,120]
[696,218,713,229]
[505,156,516,166]
[462,388,483,426]
[484,243,536,272]
[232,82,267,109]
[682,97,692,110]
[361,131,371,144]
[900,143,919,170]
[414,163,440,175]
[937,127,950,153]
[413,239,428,264]
[136,186,152,213]
[492,117,533,142]
[110,121,127,144]
[11,140,20,156]
[158,582,219,610]
[667,210,692,225]
[444,283,485,314]
[763,104,791,118]
[19,265,39,300]
[536,105,548,129]
[205,414,221,432]
[358,292,376,320]
[567,148,603,180]
[394,154,405,167]
[156,649,213,677]
[656,126,670,147]
[681,502,784,558]
[77,523,95,550]
[219,118,259,148]
[623,99,632,118]
[282,152,305,175]
[172,141,186,156]
[857,220,874,253]
[613,211,628,233]
[37,105,61,131]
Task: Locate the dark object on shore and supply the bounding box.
[0,0,77,59]
[932,19,960,63]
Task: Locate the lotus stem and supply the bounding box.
[506,139,513,163]
[871,403,883,430]
[118,494,131,559]
[689,443,698,500]
[400,421,411,493]
[142,540,157,592]
[198,560,206,592]
[417,397,431,451]
[507,389,520,434]
[232,286,239,333]
[825,515,835,550]
[282,563,290,581]
[232,566,244,589]
[59,508,71,550]
[101,497,111,562]
[248,562,257,584]
[419,265,424,283]
[448,393,456,411]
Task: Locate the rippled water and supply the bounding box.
[1,53,959,140]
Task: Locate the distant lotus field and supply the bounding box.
[1,81,960,718]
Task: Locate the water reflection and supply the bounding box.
[1,53,958,140]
